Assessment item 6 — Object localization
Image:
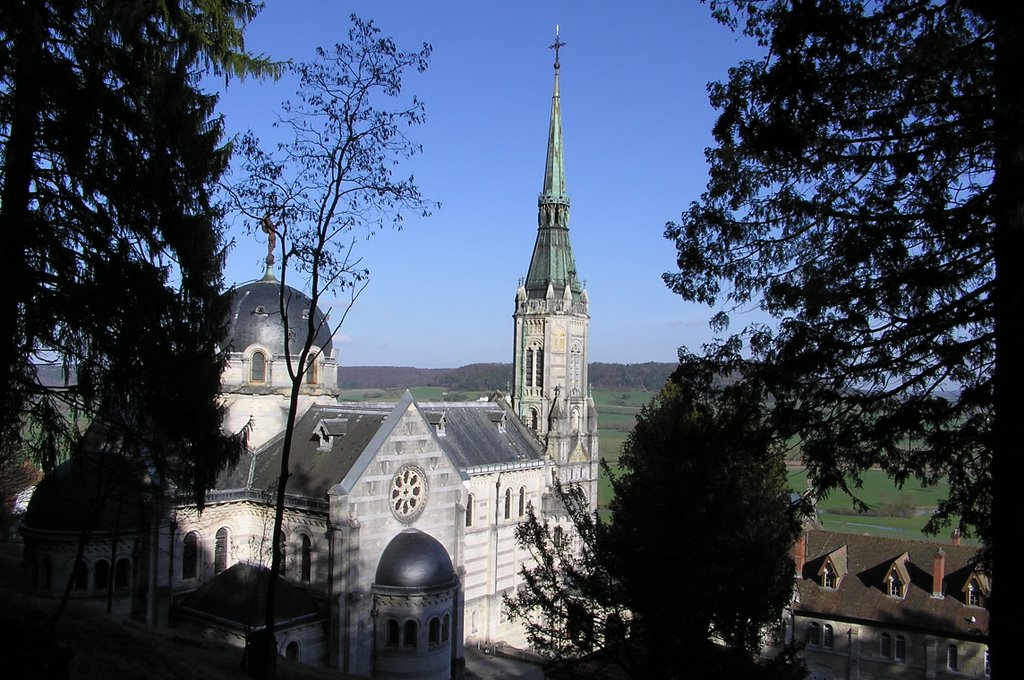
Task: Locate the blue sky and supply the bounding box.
[214,1,764,368]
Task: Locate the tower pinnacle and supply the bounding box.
[525,28,579,301]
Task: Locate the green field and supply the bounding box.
[586,389,954,540]
[337,386,954,540]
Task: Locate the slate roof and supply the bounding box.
[177,562,322,630]
[214,404,388,499]
[795,529,989,640]
[212,396,544,502]
[223,275,333,356]
[418,401,545,468]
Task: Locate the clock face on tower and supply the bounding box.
[390,465,427,522]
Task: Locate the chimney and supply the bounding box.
[932,548,946,598]
[951,528,961,546]
[794,533,807,576]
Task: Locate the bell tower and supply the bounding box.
[512,30,598,475]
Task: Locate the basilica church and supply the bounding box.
[21,46,598,679]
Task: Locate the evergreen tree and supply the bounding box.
[665,2,1018,671]
[0,1,274,498]
[505,362,803,678]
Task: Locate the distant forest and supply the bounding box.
[339,362,676,392]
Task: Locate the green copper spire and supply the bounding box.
[524,27,582,301]
[542,30,567,202]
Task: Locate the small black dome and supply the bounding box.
[23,425,149,534]
[374,529,457,589]
[224,275,333,357]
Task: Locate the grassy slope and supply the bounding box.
[0,544,351,680]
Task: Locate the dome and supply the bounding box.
[23,424,149,534]
[374,529,457,590]
[224,273,333,357]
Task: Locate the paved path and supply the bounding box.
[464,646,545,679]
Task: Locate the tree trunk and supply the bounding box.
[988,7,1024,678]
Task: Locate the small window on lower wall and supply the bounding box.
[115,558,131,589]
[285,641,299,660]
[429,617,441,645]
[93,559,110,591]
[823,624,834,649]
[73,560,88,590]
[403,620,417,648]
[386,619,399,647]
[947,644,958,671]
[880,632,892,658]
[809,622,821,646]
[894,635,907,662]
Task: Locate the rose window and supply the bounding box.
[390,465,426,521]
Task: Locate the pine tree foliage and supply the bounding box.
[505,364,803,678]
[665,2,1022,671]
[0,0,273,499]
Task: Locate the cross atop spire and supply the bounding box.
[549,25,566,70]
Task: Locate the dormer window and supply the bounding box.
[884,552,910,599]
[250,350,267,384]
[817,546,846,590]
[488,411,507,433]
[314,418,347,450]
[426,411,447,436]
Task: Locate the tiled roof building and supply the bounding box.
[789,528,990,679]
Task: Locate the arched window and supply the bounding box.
[947,644,958,670]
[93,559,110,590]
[809,622,821,646]
[300,534,312,583]
[968,578,983,606]
[386,619,400,647]
[305,356,318,385]
[215,527,229,574]
[73,560,88,590]
[823,624,834,649]
[553,526,564,549]
[535,350,544,388]
[880,632,892,658]
[278,531,287,573]
[888,572,904,598]
[894,635,907,662]
[115,558,131,589]
[518,486,527,517]
[40,559,52,590]
[285,641,299,660]
[403,620,417,648]
[183,531,199,579]
[504,488,512,520]
[525,349,534,387]
[529,408,538,431]
[441,613,450,642]
[250,351,267,384]
[429,617,441,645]
[465,494,474,527]
[823,563,836,589]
